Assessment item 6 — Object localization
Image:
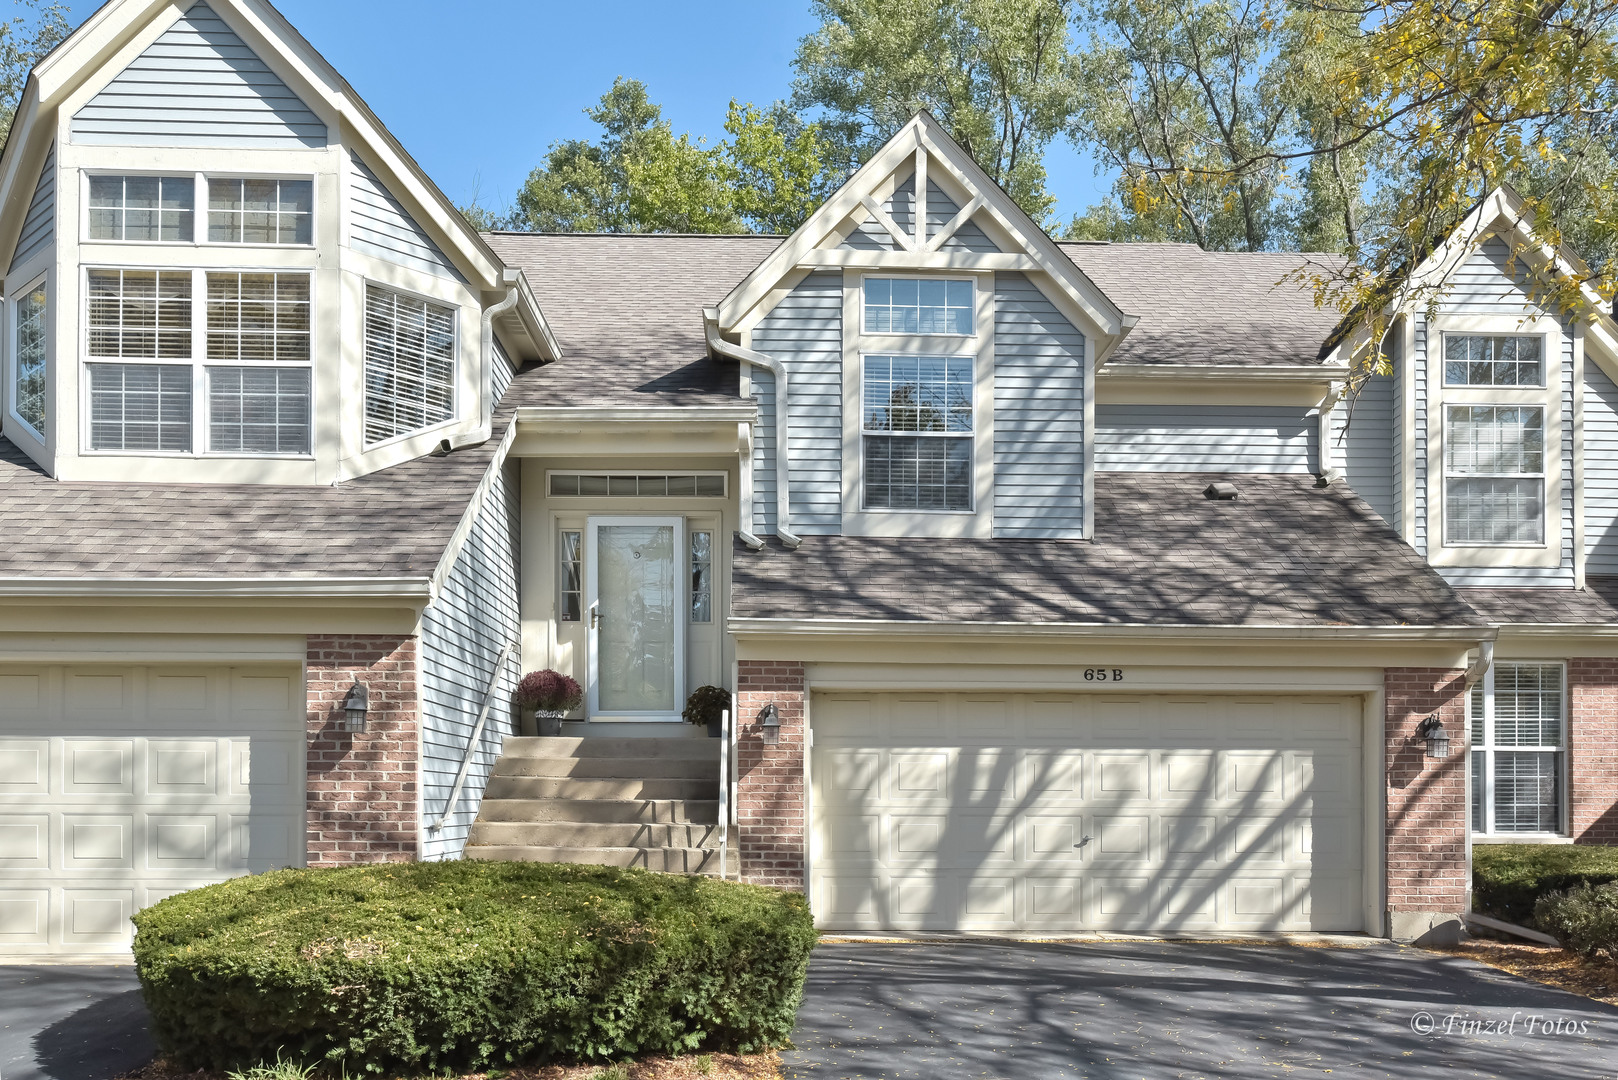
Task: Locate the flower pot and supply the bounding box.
[537,710,566,737]
[706,719,723,738]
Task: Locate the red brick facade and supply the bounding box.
[305,635,420,866]
[1569,658,1618,844]
[735,660,807,889]
[1385,668,1469,934]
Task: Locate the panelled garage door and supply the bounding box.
[0,665,305,959]
[811,692,1365,933]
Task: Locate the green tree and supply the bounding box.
[792,0,1079,225]
[722,101,840,234]
[0,0,70,148]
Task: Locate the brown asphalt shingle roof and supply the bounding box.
[1458,580,1618,625]
[732,473,1486,628]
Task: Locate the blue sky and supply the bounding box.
[62,1,1110,226]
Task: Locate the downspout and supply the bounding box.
[704,306,802,549]
[480,277,521,436]
[1317,380,1344,483]
[1464,638,1494,689]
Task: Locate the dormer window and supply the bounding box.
[1444,335,1543,386]
[863,277,973,335]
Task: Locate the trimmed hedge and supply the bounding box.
[1472,844,1618,926]
[131,861,816,1074]
[1536,883,1618,963]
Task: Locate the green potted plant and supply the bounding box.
[514,670,582,736]
[683,685,732,738]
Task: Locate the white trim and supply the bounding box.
[0,576,432,599]
[514,404,758,425]
[1098,363,1351,381]
[425,420,517,603]
[728,617,1496,642]
[544,470,729,497]
[7,270,49,441]
[858,273,977,338]
[799,249,1039,271]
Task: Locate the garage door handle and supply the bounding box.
[1074,835,1094,848]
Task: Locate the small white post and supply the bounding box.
[718,708,730,880]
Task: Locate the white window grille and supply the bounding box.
[1443,404,1545,544]
[1444,334,1544,387]
[1471,661,1565,835]
[862,354,973,510]
[863,278,973,335]
[691,530,713,623]
[87,176,194,242]
[558,529,582,622]
[207,178,312,244]
[363,284,457,445]
[13,279,47,436]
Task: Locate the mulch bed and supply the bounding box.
[1432,938,1618,1006]
[118,1051,782,1080]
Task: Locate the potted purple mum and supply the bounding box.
[514,669,583,736]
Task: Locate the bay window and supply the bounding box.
[1471,662,1565,835]
[84,268,312,455]
[862,354,973,510]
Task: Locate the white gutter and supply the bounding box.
[1099,362,1352,381]
[728,617,1498,643]
[703,306,802,550]
[0,577,433,600]
[479,275,522,434]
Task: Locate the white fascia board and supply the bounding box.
[1490,622,1618,637]
[510,270,560,362]
[727,618,1497,643]
[0,81,47,269]
[798,249,1040,271]
[1098,363,1351,382]
[31,0,173,106]
[0,577,433,600]
[515,404,758,425]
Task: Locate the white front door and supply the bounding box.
[586,516,686,720]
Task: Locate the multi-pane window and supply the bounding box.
[1471,662,1565,834]
[87,176,194,242]
[862,354,973,510]
[363,284,456,445]
[558,530,582,622]
[1445,334,1543,387]
[690,530,713,623]
[1443,405,1544,544]
[548,473,726,497]
[84,268,312,455]
[863,278,973,335]
[207,178,313,245]
[13,280,47,436]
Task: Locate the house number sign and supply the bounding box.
[1083,668,1125,682]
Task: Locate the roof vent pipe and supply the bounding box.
[703,307,802,550]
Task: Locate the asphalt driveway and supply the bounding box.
[0,965,152,1080]
[782,941,1618,1079]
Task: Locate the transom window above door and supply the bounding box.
[1444,334,1544,387]
[862,354,973,511]
[862,277,973,335]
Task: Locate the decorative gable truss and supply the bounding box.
[717,112,1132,348]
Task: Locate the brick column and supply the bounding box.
[1385,668,1469,943]
[1569,659,1618,844]
[305,635,420,866]
[735,660,806,890]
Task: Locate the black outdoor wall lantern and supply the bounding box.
[759,702,780,745]
[341,680,369,734]
[1416,714,1450,759]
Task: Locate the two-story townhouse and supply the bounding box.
[0,0,1614,962]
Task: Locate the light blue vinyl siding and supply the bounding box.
[8,143,53,274]
[1096,405,1316,473]
[993,272,1084,537]
[924,180,999,252]
[70,2,326,148]
[1332,373,1395,523]
[1586,364,1618,573]
[492,337,515,402]
[750,271,843,534]
[1425,237,1577,586]
[350,153,466,283]
[419,459,521,860]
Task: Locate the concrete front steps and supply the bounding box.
[466,736,736,875]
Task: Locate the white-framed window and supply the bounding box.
[83,267,312,456]
[861,354,973,511]
[86,175,195,242]
[690,530,713,623]
[363,282,457,445]
[207,177,313,245]
[862,277,973,335]
[1443,404,1544,545]
[558,529,582,622]
[1471,661,1565,835]
[547,472,727,497]
[11,276,47,437]
[1444,334,1544,387]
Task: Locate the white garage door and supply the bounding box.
[812,692,1365,933]
[0,665,305,959]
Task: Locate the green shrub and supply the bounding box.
[132,861,816,1075]
[1535,883,1618,963]
[1471,844,1618,926]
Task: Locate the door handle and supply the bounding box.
[590,607,602,629]
[1074,835,1094,849]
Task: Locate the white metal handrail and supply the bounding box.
[431,640,516,833]
[718,708,730,879]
